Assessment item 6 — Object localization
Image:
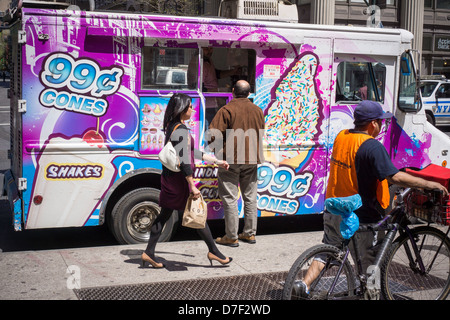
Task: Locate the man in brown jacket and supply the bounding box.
[209,80,265,247]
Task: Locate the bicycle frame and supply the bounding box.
[324,227,398,299]
[325,244,352,299]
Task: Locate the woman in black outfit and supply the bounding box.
[141,93,231,268]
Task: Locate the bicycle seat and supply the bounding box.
[325,194,362,217]
[325,194,362,239]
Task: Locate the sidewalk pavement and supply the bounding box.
[0,231,323,300]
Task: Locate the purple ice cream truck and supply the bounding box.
[4,2,450,244]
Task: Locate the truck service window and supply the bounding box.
[142,47,198,90]
[335,61,386,103]
[192,47,256,125]
[185,47,256,93]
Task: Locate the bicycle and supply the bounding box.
[282,187,450,300]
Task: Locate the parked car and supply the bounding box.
[421,75,450,126]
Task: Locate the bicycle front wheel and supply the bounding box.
[283,244,356,300]
[382,226,450,300]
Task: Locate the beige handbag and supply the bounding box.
[182,194,207,229]
[158,123,182,172]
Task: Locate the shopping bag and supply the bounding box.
[182,194,207,229]
[158,141,181,172]
[158,124,181,172]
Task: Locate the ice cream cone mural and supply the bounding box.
[258,52,323,217]
[264,53,322,170]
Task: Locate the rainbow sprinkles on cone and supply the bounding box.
[264,53,321,169]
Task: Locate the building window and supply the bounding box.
[334,0,396,5]
[437,0,450,10]
[423,34,433,51]
[348,0,395,3]
[424,0,433,9]
[346,0,395,4]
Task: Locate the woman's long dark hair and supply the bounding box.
[163,93,192,133]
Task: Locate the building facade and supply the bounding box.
[204,0,450,78]
[422,0,450,77]
[5,0,448,77]
[295,0,450,78]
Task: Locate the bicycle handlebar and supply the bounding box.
[359,186,442,234]
[394,187,412,204]
[353,187,413,234]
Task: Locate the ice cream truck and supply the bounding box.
[4,2,450,244]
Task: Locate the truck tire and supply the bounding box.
[110,187,178,244]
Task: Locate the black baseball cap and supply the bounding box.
[354,100,393,126]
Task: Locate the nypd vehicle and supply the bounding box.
[421,76,450,126]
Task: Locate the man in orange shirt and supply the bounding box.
[293,100,448,298]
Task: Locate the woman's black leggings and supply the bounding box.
[144,207,225,260]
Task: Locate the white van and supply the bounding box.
[421,76,450,126]
[155,67,188,87]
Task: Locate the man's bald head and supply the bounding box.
[233,80,251,98]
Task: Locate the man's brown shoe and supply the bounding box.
[215,235,239,247]
[238,233,256,244]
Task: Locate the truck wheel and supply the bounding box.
[110,188,178,244]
